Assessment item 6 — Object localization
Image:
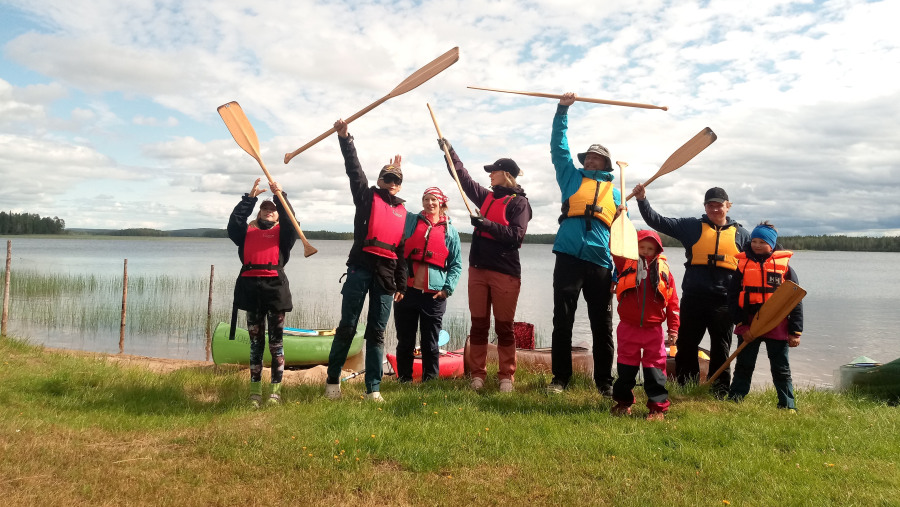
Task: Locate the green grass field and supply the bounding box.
[1,335,897,506]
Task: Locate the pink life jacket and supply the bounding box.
[362,192,407,259]
[404,215,449,269]
[241,224,281,277]
[476,193,513,240]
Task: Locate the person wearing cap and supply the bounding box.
[324,119,408,402]
[727,221,803,410]
[546,92,623,397]
[632,183,750,396]
[436,138,532,392]
[227,177,297,408]
[392,186,463,382]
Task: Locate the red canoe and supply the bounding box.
[386,348,465,382]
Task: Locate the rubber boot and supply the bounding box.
[249,381,263,409]
[267,382,282,405]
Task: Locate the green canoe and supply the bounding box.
[211,322,364,367]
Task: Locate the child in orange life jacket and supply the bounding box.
[610,230,680,420]
[727,221,803,410]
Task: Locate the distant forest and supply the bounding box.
[4,211,900,252]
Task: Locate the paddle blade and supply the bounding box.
[657,127,717,175]
[747,280,806,339]
[217,101,262,163]
[389,47,459,97]
[610,216,639,260]
[438,330,450,347]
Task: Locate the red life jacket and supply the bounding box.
[476,193,513,240]
[362,192,407,259]
[241,224,281,277]
[736,250,793,307]
[404,215,449,269]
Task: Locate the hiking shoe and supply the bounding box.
[598,385,614,398]
[545,382,565,394]
[325,383,341,400]
[646,411,665,422]
[470,377,485,391]
[499,379,514,393]
[366,391,385,403]
[610,403,632,417]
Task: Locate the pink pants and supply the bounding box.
[616,320,667,370]
[467,267,521,380]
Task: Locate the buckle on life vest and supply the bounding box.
[744,286,777,294]
[363,238,397,252]
[241,262,283,273]
[706,253,725,265]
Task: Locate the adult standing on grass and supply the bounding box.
[437,138,532,392]
[227,178,297,408]
[632,184,750,396]
[547,92,622,397]
[393,187,463,382]
[325,119,408,402]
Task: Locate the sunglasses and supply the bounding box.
[381,174,402,185]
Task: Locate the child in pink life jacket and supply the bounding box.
[611,230,680,420]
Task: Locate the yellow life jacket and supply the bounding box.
[689,222,740,270]
[559,177,615,227]
[616,253,674,302]
[736,250,793,307]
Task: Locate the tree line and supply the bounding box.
[0,211,66,235]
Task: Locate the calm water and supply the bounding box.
[3,236,899,388]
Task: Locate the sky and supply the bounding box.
[1,0,898,236]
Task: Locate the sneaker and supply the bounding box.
[610,403,632,417]
[470,377,485,391]
[646,411,665,421]
[324,383,341,400]
[499,379,514,393]
[267,383,282,405]
[249,381,263,409]
[545,382,565,394]
[598,385,614,398]
[366,391,385,403]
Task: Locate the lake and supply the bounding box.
[3,236,899,389]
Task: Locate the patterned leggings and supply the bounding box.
[247,310,285,383]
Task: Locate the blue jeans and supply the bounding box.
[326,265,394,393]
[728,338,795,409]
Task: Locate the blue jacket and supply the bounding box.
[551,104,621,269]
[402,212,463,296]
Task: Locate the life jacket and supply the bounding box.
[476,193,512,240]
[362,192,407,259]
[558,177,616,229]
[241,224,282,277]
[616,253,674,302]
[404,215,450,269]
[689,222,740,270]
[736,250,793,307]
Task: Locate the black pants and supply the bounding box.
[393,288,447,382]
[550,253,614,390]
[676,292,734,394]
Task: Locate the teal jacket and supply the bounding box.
[402,212,463,296]
[551,104,621,269]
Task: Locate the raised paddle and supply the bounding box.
[467,86,668,111]
[625,127,717,201]
[702,280,807,386]
[217,101,318,258]
[610,161,639,260]
[284,47,460,164]
[426,103,475,217]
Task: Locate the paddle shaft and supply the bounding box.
[283,95,389,164]
[625,127,717,201]
[256,160,319,258]
[426,103,476,216]
[467,86,667,111]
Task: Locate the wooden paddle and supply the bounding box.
[426,103,475,217]
[284,47,460,164]
[217,101,318,258]
[702,280,807,386]
[625,127,717,201]
[610,161,639,260]
[467,86,668,111]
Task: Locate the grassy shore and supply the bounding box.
[1,336,898,506]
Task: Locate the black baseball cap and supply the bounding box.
[484,158,522,177]
[704,187,729,203]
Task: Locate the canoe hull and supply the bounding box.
[385,349,465,381]
[211,322,364,367]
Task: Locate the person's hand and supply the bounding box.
[393,292,404,303]
[741,332,754,343]
[632,183,647,201]
[437,138,452,152]
[559,92,576,106]
[269,181,282,195]
[666,330,678,345]
[614,203,627,220]
[433,290,448,300]
[249,178,266,198]
[470,213,485,229]
[788,335,801,347]
[334,119,349,138]
[388,154,402,168]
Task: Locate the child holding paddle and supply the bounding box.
[324,119,408,402]
[611,230,680,420]
[727,222,803,410]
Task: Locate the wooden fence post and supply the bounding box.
[119,259,128,354]
[206,264,214,362]
[2,240,10,336]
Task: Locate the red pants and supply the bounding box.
[467,267,521,380]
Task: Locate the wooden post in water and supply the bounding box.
[2,240,10,336]
[119,259,128,354]
[206,264,214,362]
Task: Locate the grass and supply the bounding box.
[1,336,898,506]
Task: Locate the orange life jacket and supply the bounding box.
[362,192,407,259]
[476,193,512,240]
[404,215,449,269]
[736,250,793,307]
[559,177,616,228]
[616,253,674,302]
[241,224,281,277]
[689,222,740,270]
